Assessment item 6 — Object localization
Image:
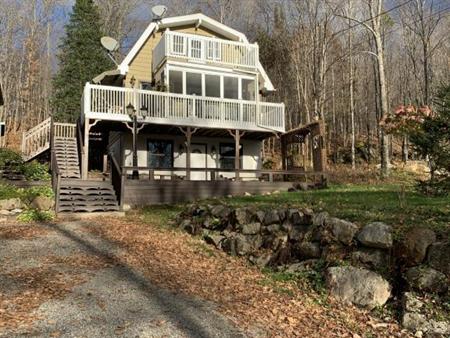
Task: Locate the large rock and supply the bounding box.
[287,209,304,225]
[402,313,427,332]
[402,313,450,336]
[222,234,253,256]
[325,217,358,245]
[0,198,24,211]
[402,292,424,313]
[240,222,261,235]
[351,248,390,269]
[210,204,232,220]
[296,241,321,259]
[404,266,448,293]
[30,195,54,211]
[401,227,436,266]
[428,242,450,276]
[235,208,253,225]
[357,222,393,249]
[263,209,280,226]
[312,211,329,226]
[326,266,391,310]
[204,232,225,249]
[249,252,272,268]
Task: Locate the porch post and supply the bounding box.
[234,129,240,181]
[185,127,192,180]
[281,136,287,171]
[82,118,90,180]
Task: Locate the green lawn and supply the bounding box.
[138,183,449,240]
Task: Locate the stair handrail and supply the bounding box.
[108,150,124,209]
[51,148,61,213]
[21,117,52,159]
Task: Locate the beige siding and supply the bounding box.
[125,25,227,87]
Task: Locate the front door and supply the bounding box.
[190,143,207,180]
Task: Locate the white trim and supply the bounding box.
[118,13,275,91]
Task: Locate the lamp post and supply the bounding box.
[126,103,139,179]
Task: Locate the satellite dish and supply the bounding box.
[151,5,167,21]
[101,36,120,52]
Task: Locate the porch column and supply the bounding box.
[281,136,287,171]
[235,130,240,180]
[179,127,197,181]
[185,127,192,180]
[82,118,90,180]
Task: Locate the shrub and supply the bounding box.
[0,148,23,169]
[0,183,22,199]
[17,209,54,223]
[22,161,51,181]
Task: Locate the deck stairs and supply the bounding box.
[21,118,121,213]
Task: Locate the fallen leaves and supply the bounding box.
[85,217,410,338]
[0,223,49,240]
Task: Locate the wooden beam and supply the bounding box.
[82,119,90,179]
[179,127,197,180]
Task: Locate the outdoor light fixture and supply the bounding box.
[210,145,217,157]
[130,75,136,88]
[126,103,135,116]
[140,106,148,117]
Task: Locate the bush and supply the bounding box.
[17,209,54,223]
[22,161,51,181]
[0,183,22,199]
[0,148,23,169]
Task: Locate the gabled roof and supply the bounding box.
[118,13,275,91]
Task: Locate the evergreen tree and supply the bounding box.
[411,84,450,195]
[52,0,113,122]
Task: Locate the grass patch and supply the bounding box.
[17,209,55,223]
[133,204,183,229]
[219,183,449,239]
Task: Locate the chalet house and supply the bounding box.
[21,13,326,213]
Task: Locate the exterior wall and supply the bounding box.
[120,132,262,179]
[125,26,221,87]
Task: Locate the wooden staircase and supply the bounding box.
[58,179,120,213]
[54,137,81,178]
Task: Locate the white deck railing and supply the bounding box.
[153,31,259,70]
[83,84,285,133]
[22,119,77,161]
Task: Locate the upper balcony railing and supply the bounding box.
[82,83,285,133]
[152,31,259,70]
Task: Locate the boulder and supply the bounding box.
[249,252,272,268]
[402,292,424,313]
[301,208,314,225]
[293,182,308,191]
[325,266,391,310]
[427,242,450,276]
[210,204,232,220]
[312,211,329,226]
[283,259,319,273]
[235,208,253,225]
[296,241,321,259]
[255,210,266,223]
[204,233,225,249]
[181,219,196,234]
[404,266,448,293]
[30,195,54,211]
[357,222,393,249]
[321,244,348,263]
[222,234,253,256]
[325,217,358,245]
[401,228,436,266]
[287,209,304,226]
[240,222,261,235]
[263,209,280,226]
[351,248,390,269]
[0,198,24,211]
[402,313,427,332]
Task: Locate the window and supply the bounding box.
[169,70,183,94]
[241,79,255,101]
[223,76,239,99]
[219,143,243,169]
[171,35,185,55]
[207,40,221,61]
[186,72,202,96]
[189,38,202,59]
[148,140,173,169]
[205,74,221,98]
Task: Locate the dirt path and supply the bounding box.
[0,221,247,338]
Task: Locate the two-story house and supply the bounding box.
[21,13,326,212]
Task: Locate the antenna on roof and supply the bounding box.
[100,36,120,66]
[151,5,168,21]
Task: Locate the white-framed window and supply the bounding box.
[189,38,203,59]
[171,34,186,56]
[207,40,221,61]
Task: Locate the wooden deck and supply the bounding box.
[122,180,297,205]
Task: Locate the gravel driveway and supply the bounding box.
[0,220,247,338]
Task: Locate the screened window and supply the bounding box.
[242,79,255,101]
[169,70,183,94]
[223,77,239,99]
[186,72,202,96]
[207,40,221,61]
[148,140,173,169]
[219,143,243,169]
[205,74,221,98]
[189,39,202,59]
